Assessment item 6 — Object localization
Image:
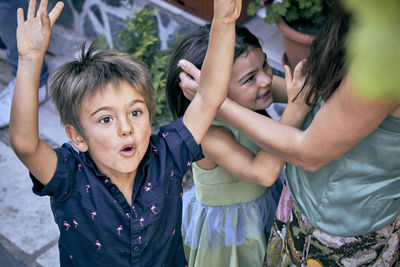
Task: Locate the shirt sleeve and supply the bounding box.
[30,144,77,200]
[158,117,204,169]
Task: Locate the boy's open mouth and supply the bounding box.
[120,144,136,157]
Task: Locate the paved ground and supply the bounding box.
[0,10,284,266]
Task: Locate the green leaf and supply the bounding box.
[247,2,262,16]
[344,0,400,99]
[285,6,299,22]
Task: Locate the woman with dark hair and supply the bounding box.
[166,25,310,266]
[178,5,400,266]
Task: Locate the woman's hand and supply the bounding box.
[284,60,312,114]
[178,59,201,101]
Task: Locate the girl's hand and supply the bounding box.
[16,0,64,61]
[178,59,201,101]
[213,0,242,23]
[284,60,312,113]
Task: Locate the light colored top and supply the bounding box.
[192,120,267,206]
[286,99,400,236]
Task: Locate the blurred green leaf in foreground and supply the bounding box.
[344,0,400,100]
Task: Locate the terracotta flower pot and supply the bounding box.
[276,16,315,70]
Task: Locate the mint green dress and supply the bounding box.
[182,120,283,267]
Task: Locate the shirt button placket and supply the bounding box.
[131,211,142,264]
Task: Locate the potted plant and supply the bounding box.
[248,0,334,68]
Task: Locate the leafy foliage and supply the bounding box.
[118,9,160,69]
[344,0,400,99]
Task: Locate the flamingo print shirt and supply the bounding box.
[30,118,203,267]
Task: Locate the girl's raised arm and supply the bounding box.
[182,0,241,144]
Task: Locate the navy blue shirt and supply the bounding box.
[31,118,203,267]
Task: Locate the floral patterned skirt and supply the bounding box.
[265,186,400,267]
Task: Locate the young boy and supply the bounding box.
[9,0,241,266]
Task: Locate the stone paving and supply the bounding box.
[0,1,284,265]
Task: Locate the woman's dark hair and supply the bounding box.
[166,24,262,120]
[300,3,351,107]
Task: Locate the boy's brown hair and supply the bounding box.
[51,43,156,137]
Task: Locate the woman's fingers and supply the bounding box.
[293,59,306,81]
[284,64,292,85]
[179,71,198,100]
[178,59,201,84]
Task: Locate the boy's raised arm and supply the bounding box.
[182,0,241,144]
[10,0,64,185]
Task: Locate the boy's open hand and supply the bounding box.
[16,0,64,60]
[213,0,242,23]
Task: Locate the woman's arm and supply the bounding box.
[218,74,398,171]
[178,60,398,171]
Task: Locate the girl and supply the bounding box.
[166,25,310,267]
